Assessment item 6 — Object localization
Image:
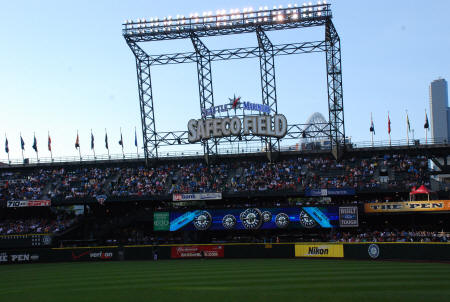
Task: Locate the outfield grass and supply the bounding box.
[0,259,449,302]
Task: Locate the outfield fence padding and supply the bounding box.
[1,243,450,264]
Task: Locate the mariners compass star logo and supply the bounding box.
[229,94,241,111]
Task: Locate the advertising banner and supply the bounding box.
[364,200,450,213]
[339,207,359,227]
[70,250,115,261]
[305,188,355,197]
[295,244,344,258]
[7,200,51,208]
[153,212,170,231]
[0,251,42,264]
[171,245,224,259]
[172,193,222,201]
[168,207,339,231]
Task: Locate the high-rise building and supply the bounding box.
[429,78,449,143]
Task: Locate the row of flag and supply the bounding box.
[4,129,138,154]
[369,111,429,135]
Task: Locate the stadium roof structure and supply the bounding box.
[123,2,345,162]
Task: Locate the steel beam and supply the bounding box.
[190,33,218,158]
[126,41,158,160]
[325,20,345,159]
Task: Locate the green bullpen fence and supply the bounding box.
[1,242,449,264]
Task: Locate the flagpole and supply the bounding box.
[388,111,391,147]
[91,129,96,159]
[20,132,24,162]
[5,133,9,164]
[105,128,110,159]
[34,132,39,163]
[406,110,409,146]
[135,126,139,159]
[77,130,81,161]
[370,112,374,147]
[120,127,124,159]
[425,109,428,144]
[48,131,53,161]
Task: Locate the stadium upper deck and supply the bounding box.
[0,149,443,204]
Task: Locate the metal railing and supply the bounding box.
[0,138,448,167]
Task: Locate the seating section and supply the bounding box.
[0,154,430,201]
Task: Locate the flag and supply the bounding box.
[32,135,38,152]
[75,133,80,149]
[388,113,391,134]
[424,112,429,130]
[20,135,25,150]
[406,112,411,133]
[48,134,52,152]
[105,132,109,149]
[370,114,375,135]
[5,137,9,153]
[91,131,95,150]
[134,128,138,147]
[118,133,123,146]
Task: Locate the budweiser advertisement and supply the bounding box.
[171,245,224,259]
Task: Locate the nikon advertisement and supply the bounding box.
[295,244,344,258]
[364,200,450,213]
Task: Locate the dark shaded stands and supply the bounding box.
[0,150,448,246]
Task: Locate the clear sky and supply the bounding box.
[0,0,449,161]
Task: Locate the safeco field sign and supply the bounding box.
[295,244,344,258]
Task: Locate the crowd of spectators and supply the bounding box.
[110,166,171,196]
[0,154,431,201]
[0,170,54,201]
[330,230,448,243]
[0,215,79,235]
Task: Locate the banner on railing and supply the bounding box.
[7,200,51,208]
[364,200,450,213]
[172,193,222,201]
[305,188,355,196]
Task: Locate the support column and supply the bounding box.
[191,33,217,161]
[128,41,158,162]
[257,28,279,161]
[325,20,345,159]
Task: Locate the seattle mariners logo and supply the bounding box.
[368,244,380,259]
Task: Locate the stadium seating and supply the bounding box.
[0,154,431,201]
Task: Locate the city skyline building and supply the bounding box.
[429,78,449,143]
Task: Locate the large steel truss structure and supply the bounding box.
[123,3,345,161]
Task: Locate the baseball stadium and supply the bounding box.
[1,2,449,302]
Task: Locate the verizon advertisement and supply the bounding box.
[171,245,224,259]
[7,200,51,208]
[71,250,114,261]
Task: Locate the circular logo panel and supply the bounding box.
[262,211,272,223]
[241,208,263,230]
[299,210,317,228]
[193,211,212,230]
[368,244,380,259]
[222,214,237,229]
[275,213,290,228]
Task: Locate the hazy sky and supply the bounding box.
[0,0,449,161]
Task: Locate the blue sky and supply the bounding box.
[0,0,449,161]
